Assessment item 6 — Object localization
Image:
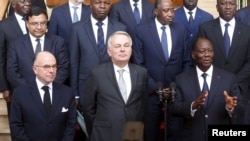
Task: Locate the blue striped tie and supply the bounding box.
[96,22,105,57]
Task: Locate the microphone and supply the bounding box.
[170,82,176,102]
[156,82,164,102]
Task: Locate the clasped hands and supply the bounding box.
[192,91,237,111]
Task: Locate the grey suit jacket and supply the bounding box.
[0,15,25,91]
[84,62,148,141]
[198,18,250,100]
[69,17,126,105]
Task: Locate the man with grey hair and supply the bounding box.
[84,31,148,141]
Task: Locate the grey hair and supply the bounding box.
[107,31,132,48]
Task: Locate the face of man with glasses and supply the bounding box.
[26,13,48,38]
[12,0,31,16]
[33,52,57,85]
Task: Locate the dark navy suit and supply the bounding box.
[48,2,91,51]
[133,19,193,141]
[169,67,245,141]
[174,7,213,47]
[10,81,77,141]
[7,34,69,90]
[69,17,126,106]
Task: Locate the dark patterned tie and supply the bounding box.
[188,11,194,26]
[133,0,140,24]
[96,22,105,57]
[224,23,230,56]
[161,26,169,61]
[35,38,41,54]
[202,73,209,107]
[42,86,51,116]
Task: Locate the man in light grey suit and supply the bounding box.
[84,31,148,141]
[69,0,126,107]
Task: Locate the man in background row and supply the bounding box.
[7,7,69,90]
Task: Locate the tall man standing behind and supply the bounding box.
[10,51,76,141]
[69,0,126,107]
[7,7,69,90]
[0,0,31,114]
[198,0,250,119]
[133,0,192,140]
[110,0,154,38]
[48,0,91,51]
[84,31,148,141]
[174,0,213,48]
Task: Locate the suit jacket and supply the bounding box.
[174,7,213,47]
[235,6,250,25]
[83,62,148,141]
[8,0,47,16]
[10,81,77,141]
[133,19,193,97]
[0,15,25,91]
[169,67,245,141]
[198,18,250,100]
[7,33,69,90]
[69,17,126,105]
[48,2,91,50]
[109,0,154,37]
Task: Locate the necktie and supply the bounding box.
[161,26,169,61]
[42,86,51,116]
[188,11,194,26]
[224,23,230,56]
[35,38,41,54]
[72,6,79,23]
[201,73,209,92]
[118,69,127,103]
[96,22,105,57]
[22,16,28,34]
[133,1,140,24]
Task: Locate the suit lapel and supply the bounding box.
[127,63,137,103]
[212,19,227,57]
[29,82,48,118]
[24,35,36,58]
[123,0,137,25]
[229,22,242,59]
[44,34,52,52]
[62,3,73,26]
[149,21,166,64]
[10,16,23,35]
[50,83,61,120]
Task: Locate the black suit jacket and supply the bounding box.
[84,62,148,141]
[198,18,250,100]
[0,15,24,91]
[7,33,69,90]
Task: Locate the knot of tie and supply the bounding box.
[161,26,166,31]
[72,6,78,11]
[42,85,49,91]
[96,22,104,27]
[201,73,207,78]
[188,11,193,15]
[225,23,230,28]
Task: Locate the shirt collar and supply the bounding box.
[36,77,53,90]
[91,15,108,26]
[219,17,235,27]
[196,65,213,77]
[113,64,130,73]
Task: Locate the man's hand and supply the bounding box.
[192,91,208,110]
[2,90,11,102]
[224,91,237,111]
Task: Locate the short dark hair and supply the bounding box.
[26,6,48,21]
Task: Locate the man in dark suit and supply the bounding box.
[48,0,91,51]
[198,0,250,115]
[7,7,69,90]
[84,31,148,141]
[235,5,250,125]
[133,0,193,140]
[0,0,31,114]
[169,37,245,141]
[69,0,126,107]
[173,0,213,48]
[10,51,77,141]
[8,0,46,16]
[109,0,154,37]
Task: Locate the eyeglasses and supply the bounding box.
[35,65,57,71]
[29,21,47,27]
[19,0,31,4]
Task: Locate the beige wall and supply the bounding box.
[198,0,218,18]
